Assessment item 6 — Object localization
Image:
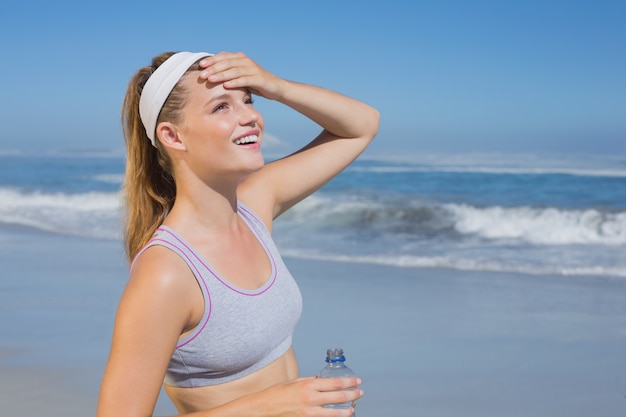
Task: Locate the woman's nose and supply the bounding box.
[240,106,260,126]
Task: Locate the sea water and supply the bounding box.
[0,150,624,278]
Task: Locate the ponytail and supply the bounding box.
[121,52,198,261]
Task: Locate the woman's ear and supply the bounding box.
[156,122,186,151]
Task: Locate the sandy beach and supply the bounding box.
[1,225,626,416]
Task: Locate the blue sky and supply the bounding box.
[1,0,624,158]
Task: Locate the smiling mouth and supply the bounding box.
[234,135,259,145]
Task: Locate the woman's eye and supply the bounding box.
[245,97,254,105]
[213,103,228,112]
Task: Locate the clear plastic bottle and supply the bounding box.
[317,347,358,415]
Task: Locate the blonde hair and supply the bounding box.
[120,52,203,261]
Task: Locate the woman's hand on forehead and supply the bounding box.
[198,52,286,101]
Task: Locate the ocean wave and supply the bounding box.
[447,204,626,245]
[360,153,626,179]
[1,185,623,278]
[282,194,626,246]
[275,194,626,278]
[278,249,626,278]
[3,185,624,248]
[92,173,124,184]
[42,149,126,158]
[349,164,626,178]
[0,188,122,239]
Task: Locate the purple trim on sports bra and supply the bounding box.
[148,237,213,349]
[156,221,278,296]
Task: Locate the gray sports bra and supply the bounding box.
[133,202,303,387]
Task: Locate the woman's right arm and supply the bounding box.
[97,246,197,417]
[97,247,363,417]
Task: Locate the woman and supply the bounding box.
[97,51,379,417]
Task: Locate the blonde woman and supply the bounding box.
[97,51,379,417]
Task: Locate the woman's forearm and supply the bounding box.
[274,78,379,141]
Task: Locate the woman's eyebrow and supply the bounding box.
[207,93,231,103]
[204,90,252,107]
[203,93,232,109]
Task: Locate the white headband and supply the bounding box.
[139,51,213,146]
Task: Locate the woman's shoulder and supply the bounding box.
[127,244,197,298]
[238,177,276,230]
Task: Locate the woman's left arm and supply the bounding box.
[255,79,380,218]
[199,52,380,220]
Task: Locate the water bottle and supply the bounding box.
[317,347,358,415]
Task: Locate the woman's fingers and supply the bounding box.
[302,376,363,408]
[199,52,256,82]
[198,51,283,99]
[266,376,363,415]
[314,376,362,391]
[316,377,363,406]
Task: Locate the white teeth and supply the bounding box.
[234,135,258,145]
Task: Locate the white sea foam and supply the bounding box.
[279,250,626,278]
[446,204,626,245]
[0,188,122,239]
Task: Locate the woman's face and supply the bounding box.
[174,71,265,179]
